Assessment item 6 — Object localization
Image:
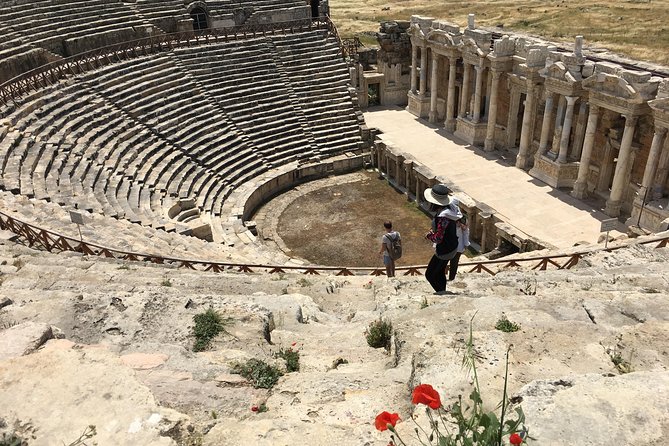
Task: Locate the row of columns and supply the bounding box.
[536,92,579,162]
[414,47,557,161]
[415,49,495,127]
[570,106,662,217]
[409,45,668,215]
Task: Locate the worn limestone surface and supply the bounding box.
[0,340,190,446]
[0,321,53,360]
[0,237,668,445]
[518,372,669,446]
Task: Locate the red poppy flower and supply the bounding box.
[374,411,400,431]
[411,384,442,409]
[509,433,523,445]
[251,405,259,412]
[291,342,297,347]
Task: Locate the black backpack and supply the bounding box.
[386,232,402,260]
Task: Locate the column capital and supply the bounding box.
[491,69,502,80]
[655,126,668,137]
[590,103,600,115]
[565,95,578,105]
[431,51,439,62]
[623,113,639,127]
[474,65,483,73]
[448,55,458,66]
[543,89,554,101]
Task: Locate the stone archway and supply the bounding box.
[186,2,210,32]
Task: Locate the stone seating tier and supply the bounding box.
[0,29,364,239]
[0,0,148,57]
[134,0,190,20]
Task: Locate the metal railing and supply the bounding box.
[0,17,339,105]
[340,37,363,61]
[2,210,667,276]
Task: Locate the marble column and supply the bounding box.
[557,96,578,163]
[639,127,667,202]
[485,70,492,119]
[410,45,418,93]
[473,66,484,123]
[404,161,412,196]
[606,114,638,217]
[652,141,669,200]
[550,96,566,157]
[571,101,588,160]
[395,157,402,185]
[516,84,537,169]
[506,87,521,149]
[415,178,422,204]
[571,104,600,199]
[445,56,457,132]
[459,63,471,118]
[419,46,428,96]
[538,92,555,156]
[484,70,502,151]
[429,52,439,123]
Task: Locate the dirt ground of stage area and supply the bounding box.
[275,170,440,267]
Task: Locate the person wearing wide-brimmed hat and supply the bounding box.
[424,184,462,294]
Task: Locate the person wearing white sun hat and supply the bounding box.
[424,184,462,294]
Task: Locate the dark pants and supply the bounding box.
[448,252,462,281]
[426,255,450,292]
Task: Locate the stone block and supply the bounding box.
[0,322,53,361]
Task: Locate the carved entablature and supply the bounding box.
[526,46,549,69]
[409,15,435,36]
[431,20,461,35]
[463,27,492,49]
[487,35,516,71]
[584,65,660,103]
[407,22,427,44]
[426,29,461,48]
[460,37,488,66]
[646,80,669,127]
[492,35,515,57]
[542,61,574,82]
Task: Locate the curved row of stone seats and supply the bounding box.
[79,54,268,209]
[0,76,232,230]
[0,189,255,262]
[134,0,191,33]
[0,0,152,58]
[1,30,363,243]
[0,83,158,224]
[204,0,307,15]
[0,59,273,231]
[172,38,318,167]
[271,32,364,158]
[0,23,36,60]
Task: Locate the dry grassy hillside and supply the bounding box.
[329,0,669,66]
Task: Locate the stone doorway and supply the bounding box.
[190,7,208,32]
[368,83,380,106]
[310,0,319,17]
[596,139,618,196]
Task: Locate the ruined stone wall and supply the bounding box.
[377,21,411,68]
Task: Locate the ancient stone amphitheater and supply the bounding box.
[0,2,668,446]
